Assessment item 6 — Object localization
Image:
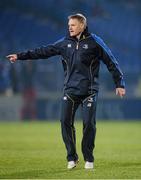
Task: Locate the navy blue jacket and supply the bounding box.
[17,28,125,95]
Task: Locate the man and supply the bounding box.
[7,13,126,170]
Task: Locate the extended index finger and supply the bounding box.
[6,55,11,58]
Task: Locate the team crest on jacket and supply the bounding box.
[83,44,88,49]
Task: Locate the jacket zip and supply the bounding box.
[75,35,91,50]
[76,42,79,50]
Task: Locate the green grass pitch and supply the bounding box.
[0,121,141,179]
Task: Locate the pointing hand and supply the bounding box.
[6,54,17,63]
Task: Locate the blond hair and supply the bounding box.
[68,13,87,28]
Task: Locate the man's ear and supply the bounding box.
[80,23,85,31]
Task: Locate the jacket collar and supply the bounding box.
[66,26,91,41]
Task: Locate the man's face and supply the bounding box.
[68,18,85,37]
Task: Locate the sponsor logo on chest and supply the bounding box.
[67,43,89,49]
[67,44,72,48]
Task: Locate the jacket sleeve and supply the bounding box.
[95,35,125,88]
[17,38,64,60]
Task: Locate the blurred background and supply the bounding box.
[0,0,141,121]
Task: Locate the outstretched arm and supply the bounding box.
[6,39,64,63]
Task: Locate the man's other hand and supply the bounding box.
[6,54,17,63]
[116,88,126,98]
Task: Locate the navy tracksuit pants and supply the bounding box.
[60,91,98,162]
